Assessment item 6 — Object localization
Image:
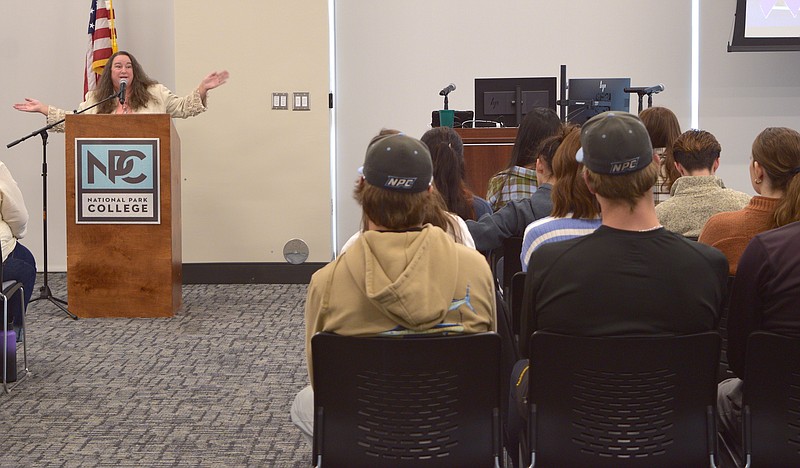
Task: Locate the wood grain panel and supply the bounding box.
[65,114,181,317]
[455,128,517,198]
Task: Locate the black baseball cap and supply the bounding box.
[361,134,433,193]
[576,111,654,175]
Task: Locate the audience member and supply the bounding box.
[717,220,800,468]
[520,112,727,356]
[700,127,800,274]
[341,189,475,251]
[0,161,36,341]
[466,124,565,253]
[13,50,228,132]
[507,113,727,462]
[639,106,682,205]
[485,108,562,211]
[290,133,497,445]
[421,126,492,220]
[340,129,475,251]
[520,126,600,271]
[656,129,751,238]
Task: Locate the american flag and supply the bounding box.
[84,0,118,98]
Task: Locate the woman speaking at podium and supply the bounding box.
[12,50,229,131]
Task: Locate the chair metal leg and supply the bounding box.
[2,287,30,394]
[3,295,8,394]
[20,288,27,374]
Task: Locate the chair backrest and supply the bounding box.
[509,271,526,336]
[312,332,502,468]
[527,331,720,468]
[502,236,523,294]
[743,332,800,467]
[488,236,523,303]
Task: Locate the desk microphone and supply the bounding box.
[439,83,456,96]
[119,79,128,104]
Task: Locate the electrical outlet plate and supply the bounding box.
[292,92,310,111]
[272,93,288,110]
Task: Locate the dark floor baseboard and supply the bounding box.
[182,262,326,284]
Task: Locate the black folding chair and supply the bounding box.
[526,331,720,467]
[312,332,503,468]
[2,247,29,393]
[742,331,800,468]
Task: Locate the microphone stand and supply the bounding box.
[6,90,122,320]
[623,88,656,114]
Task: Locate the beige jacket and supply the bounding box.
[46,84,206,132]
[304,225,497,383]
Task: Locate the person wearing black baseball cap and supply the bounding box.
[290,132,497,446]
[340,130,477,251]
[520,110,728,369]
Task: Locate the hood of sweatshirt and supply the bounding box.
[341,225,461,331]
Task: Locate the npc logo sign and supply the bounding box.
[75,138,160,224]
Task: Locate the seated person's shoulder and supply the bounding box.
[697,210,737,242]
[727,188,752,203]
[655,196,678,212]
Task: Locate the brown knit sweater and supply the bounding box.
[698,196,779,275]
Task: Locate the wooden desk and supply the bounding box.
[455,128,517,198]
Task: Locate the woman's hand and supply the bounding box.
[12,98,48,115]
[200,70,230,92]
[198,70,230,104]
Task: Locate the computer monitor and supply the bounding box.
[566,78,631,124]
[474,77,557,127]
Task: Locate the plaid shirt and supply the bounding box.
[486,166,538,211]
[652,148,671,205]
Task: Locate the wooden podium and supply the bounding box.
[65,114,182,318]
[455,128,518,198]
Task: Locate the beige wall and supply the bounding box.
[2,1,332,270]
[174,1,332,263]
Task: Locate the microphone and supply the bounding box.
[439,83,456,96]
[623,84,665,95]
[643,84,665,94]
[118,79,128,104]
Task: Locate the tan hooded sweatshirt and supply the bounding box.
[304,225,496,383]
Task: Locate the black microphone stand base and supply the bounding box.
[30,284,77,320]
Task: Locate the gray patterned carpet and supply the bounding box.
[1,273,310,467]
